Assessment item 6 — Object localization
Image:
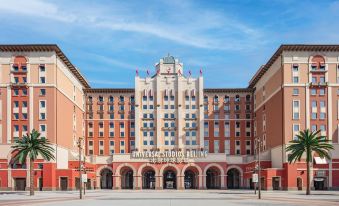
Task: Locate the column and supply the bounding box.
[157,175,163,190]
[198,174,204,189]
[114,175,121,190]
[178,175,184,190]
[95,176,100,189]
[134,175,140,190]
[220,174,226,189]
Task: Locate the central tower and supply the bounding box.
[135,55,204,152]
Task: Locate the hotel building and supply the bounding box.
[0,44,338,191]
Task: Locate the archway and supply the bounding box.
[121,166,134,189]
[184,167,199,189]
[297,177,303,190]
[227,168,240,189]
[100,168,113,189]
[142,167,156,189]
[163,168,177,189]
[206,167,221,189]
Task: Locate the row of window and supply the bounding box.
[12,88,46,96]
[89,95,133,103]
[87,139,251,155]
[205,95,251,103]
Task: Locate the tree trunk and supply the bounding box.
[30,159,34,196]
[306,160,311,195]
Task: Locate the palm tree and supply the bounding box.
[11,129,55,196]
[286,129,333,195]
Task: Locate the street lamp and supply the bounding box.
[83,155,86,195]
[257,137,262,199]
[77,136,84,200]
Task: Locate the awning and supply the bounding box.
[314,157,327,164]
[314,177,325,182]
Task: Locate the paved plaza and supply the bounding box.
[0,190,338,206]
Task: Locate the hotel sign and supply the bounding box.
[131,150,208,164]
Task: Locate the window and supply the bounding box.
[22,89,27,96]
[311,125,317,132]
[204,140,209,151]
[224,140,230,155]
[204,122,209,137]
[311,89,316,95]
[235,95,240,102]
[14,89,19,96]
[214,140,219,153]
[214,122,219,137]
[40,113,46,120]
[40,77,46,84]
[293,88,299,96]
[312,77,317,84]
[293,100,300,120]
[293,76,299,83]
[40,101,46,108]
[293,124,299,140]
[319,88,325,96]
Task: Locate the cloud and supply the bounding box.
[0,0,264,51]
[89,79,129,86]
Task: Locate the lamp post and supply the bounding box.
[83,156,86,195]
[77,137,84,200]
[257,137,262,199]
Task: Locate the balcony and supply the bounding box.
[142,117,154,120]
[141,127,156,130]
[107,101,114,105]
[118,110,124,114]
[97,101,104,105]
[107,110,114,114]
[184,126,198,130]
[163,117,176,120]
[310,82,328,87]
[310,68,327,73]
[97,110,104,114]
[162,127,176,131]
[10,82,28,87]
[87,101,93,105]
[11,69,27,74]
[184,117,197,121]
[118,101,124,105]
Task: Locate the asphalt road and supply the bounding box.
[0,190,338,206]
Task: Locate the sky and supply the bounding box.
[0,0,339,88]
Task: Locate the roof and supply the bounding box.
[0,44,90,88]
[248,44,339,88]
[84,88,134,93]
[163,54,175,64]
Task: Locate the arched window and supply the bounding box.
[246,95,251,102]
[214,95,219,102]
[98,96,104,102]
[204,95,208,103]
[235,95,240,102]
[109,96,114,102]
[119,96,124,102]
[88,96,93,102]
[130,95,135,103]
[224,95,229,103]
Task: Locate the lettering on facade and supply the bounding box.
[131,150,208,164]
